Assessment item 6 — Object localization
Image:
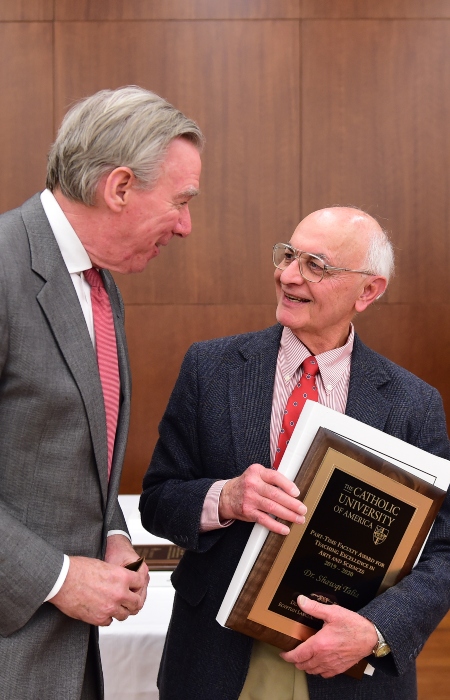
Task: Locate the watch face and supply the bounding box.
[374,642,391,658]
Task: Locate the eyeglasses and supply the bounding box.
[272,243,375,283]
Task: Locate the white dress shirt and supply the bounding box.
[40,189,129,601]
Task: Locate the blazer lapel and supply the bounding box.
[22,195,109,505]
[346,334,393,431]
[228,325,282,473]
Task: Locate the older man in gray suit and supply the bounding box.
[0,86,203,700]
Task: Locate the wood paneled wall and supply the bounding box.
[2,1,450,502]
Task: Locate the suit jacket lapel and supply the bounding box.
[229,325,282,473]
[22,195,109,505]
[346,334,393,431]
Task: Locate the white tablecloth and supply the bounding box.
[99,496,175,700]
[100,571,175,700]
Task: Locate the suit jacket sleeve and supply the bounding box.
[360,387,450,676]
[140,343,228,552]
[108,500,129,534]
[0,259,65,636]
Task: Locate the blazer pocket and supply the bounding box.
[171,554,208,607]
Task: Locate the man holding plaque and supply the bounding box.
[140,206,450,700]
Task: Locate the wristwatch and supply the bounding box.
[372,625,391,658]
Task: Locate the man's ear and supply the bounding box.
[355,276,388,313]
[102,167,135,212]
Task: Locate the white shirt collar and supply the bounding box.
[40,189,92,274]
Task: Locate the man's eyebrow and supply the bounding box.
[304,250,332,264]
[289,244,332,264]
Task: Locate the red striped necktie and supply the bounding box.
[83,268,120,480]
[273,356,319,470]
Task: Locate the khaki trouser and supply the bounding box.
[239,641,310,700]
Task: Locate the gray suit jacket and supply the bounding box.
[0,195,131,699]
[141,324,450,700]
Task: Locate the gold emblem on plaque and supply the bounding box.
[373,525,389,545]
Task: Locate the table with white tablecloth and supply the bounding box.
[99,496,175,700]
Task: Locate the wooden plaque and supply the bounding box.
[224,429,445,674]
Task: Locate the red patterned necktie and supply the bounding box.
[273,356,319,470]
[83,268,120,480]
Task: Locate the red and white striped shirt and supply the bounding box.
[200,325,354,530]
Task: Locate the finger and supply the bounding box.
[119,588,143,614]
[98,616,114,627]
[113,605,131,622]
[134,563,149,586]
[257,480,307,513]
[255,512,291,535]
[133,595,147,612]
[129,587,148,612]
[297,595,335,623]
[281,641,313,665]
[124,564,149,591]
[256,494,307,524]
[300,657,339,677]
[130,580,149,595]
[136,586,148,607]
[294,651,334,677]
[259,468,301,497]
[296,662,324,676]
[320,670,338,679]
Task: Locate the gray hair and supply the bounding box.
[46,86,204,205]
[330,205,395,283]
[363,224,395,283]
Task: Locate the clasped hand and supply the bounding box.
[50,534,149,626]
[218,463,307,535]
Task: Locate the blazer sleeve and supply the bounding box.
[0,264,65,637]
[140,343,227,553]
[360,387,450,676]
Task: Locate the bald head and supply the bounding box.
[300,207,394,282]
[274,206,393,353]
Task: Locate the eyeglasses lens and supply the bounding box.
[273,245,325,282]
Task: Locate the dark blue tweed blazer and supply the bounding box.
[140,325,450,700]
